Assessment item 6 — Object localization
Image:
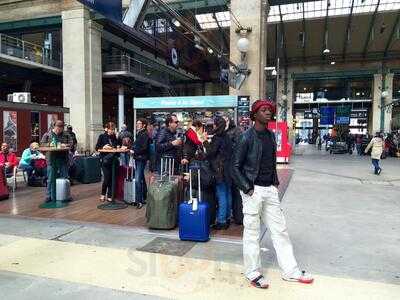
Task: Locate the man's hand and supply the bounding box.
[103,144,113,150]
[4,162,10,168]
[181,158,189,165]
[171,139,182,146]
[246,189,254,196]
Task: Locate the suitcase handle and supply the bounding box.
[189,166,201,211]
[160,156,174,181]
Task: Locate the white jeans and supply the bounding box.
[241,185,299,280]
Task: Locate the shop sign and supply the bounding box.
[350,109,368,118]
[304,110,313,119]
[320,107,335,125]
[134,96,238,109]
[335,106,351,125]
[296,93,314,103]
[77,0,122,22]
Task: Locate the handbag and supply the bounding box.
[190,159,215,188]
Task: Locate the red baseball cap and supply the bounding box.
[250,100,276,120]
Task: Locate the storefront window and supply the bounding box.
[393,75,400,99]
[31,112,40,143]
[294,77,372,102]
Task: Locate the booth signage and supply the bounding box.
[296,93,314,103]
[134,96,238,109]
[77,0,122,22]
[335,106,351,125]
[320,107,335,125]
[350,109,368,118]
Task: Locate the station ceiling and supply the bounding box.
[155,0,400,66]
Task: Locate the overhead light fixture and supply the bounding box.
[271,69,277,76]
[330,61,336,65]
[264,66,276,71]
[207,47,214,54]
[382,90,389,98]
[323,48,330,54]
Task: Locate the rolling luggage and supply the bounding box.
[179,165,210,242]
[146,157,178,229]
[123,164,136,205]
[56,178,71,202]
[0,167,9,200]
[74,154,101,184]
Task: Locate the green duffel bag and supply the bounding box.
[146,179,177,229]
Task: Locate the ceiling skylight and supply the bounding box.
[268,0,400,23]
[195,11,231,29]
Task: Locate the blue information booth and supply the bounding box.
[133,95,239,132]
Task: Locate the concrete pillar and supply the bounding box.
[62,7,103,151]
[277,74,295,143]
[372,74,382,134]
[118,86,125,131]
[229,0,268,103]
[384,73,394,132]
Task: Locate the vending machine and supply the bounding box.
[268,121,292,163]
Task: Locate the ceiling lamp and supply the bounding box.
[323,48,330,54]
[330,61,336,65]
[237,37,250,53]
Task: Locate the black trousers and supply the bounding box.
[101,164,113,198]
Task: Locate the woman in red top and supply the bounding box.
[0,143,18,176]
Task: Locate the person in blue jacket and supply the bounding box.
[19,142,45,178]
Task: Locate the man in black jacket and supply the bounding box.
[156,114,182,173]
[232,100,313,289]
[133,118,150,208]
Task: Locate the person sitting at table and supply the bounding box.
[41,120,73,203]
[19,142,45,178]
[95,122,120,202]
[0,142,18,177]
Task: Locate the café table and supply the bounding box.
[97,148,129,210]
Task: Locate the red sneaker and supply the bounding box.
[282,270,314,284]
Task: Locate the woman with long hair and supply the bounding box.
[204,116,232,230]
[96,122,118,202]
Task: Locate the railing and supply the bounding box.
[0,33,62,69]
[103,54,175,86]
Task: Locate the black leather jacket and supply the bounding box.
[231,127,279,193]
[156,127,179,160]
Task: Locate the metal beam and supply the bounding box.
[362,0,381,58]
[321,0,329,60]
[269,0,316,5]
[384,9,400,57]
[146,0,228,15]
[213,12,229,52]
[278,5,288,64]
[151,0,238,70]
[302,2,306,62]
[342,0,355,60]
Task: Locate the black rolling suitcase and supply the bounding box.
[74,154,102,184]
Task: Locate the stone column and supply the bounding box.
[229,0,268,103]
[118,86,125,131]
[372,74,382,133]
[62,7,103,151]
[276,74,295,143]
[384,73,394,132]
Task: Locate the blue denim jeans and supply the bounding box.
[372,159,381,174]
[215,182,232,224]
[135,160,147,203]
[20,164,34,178]
[47,162,68,199]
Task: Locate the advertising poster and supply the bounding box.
[47,113,58,130]
[3,111,17,151]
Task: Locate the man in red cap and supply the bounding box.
[232,99,313,289]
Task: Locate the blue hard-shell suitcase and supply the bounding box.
[179,166,210,242]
